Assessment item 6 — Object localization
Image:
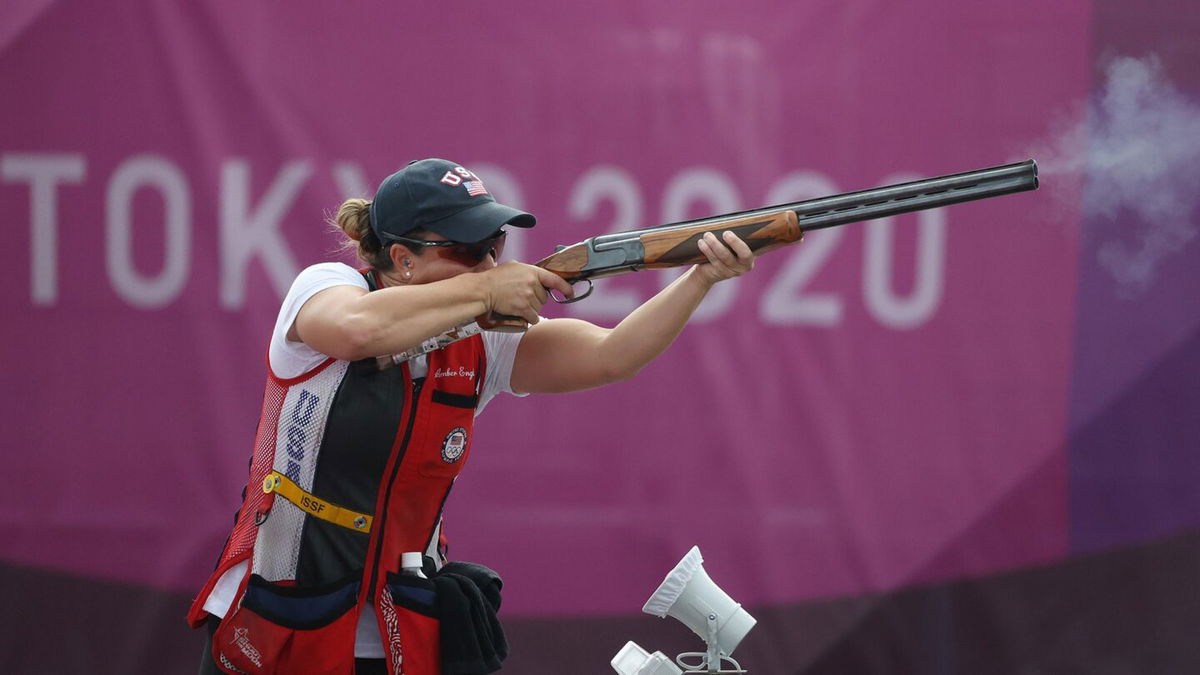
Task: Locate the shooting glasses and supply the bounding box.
[382,229,507,266]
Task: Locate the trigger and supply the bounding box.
[552,279,593,304]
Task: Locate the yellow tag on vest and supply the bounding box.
[263,471,373,533]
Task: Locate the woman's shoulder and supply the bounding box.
[288,261,369,293]
[297,261,366,282]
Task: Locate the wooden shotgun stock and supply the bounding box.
[378,160,1038,366]
[548,209,801,273]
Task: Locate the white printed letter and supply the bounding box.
[106,156,192,308]
[759,171,845,326]
[1,154,86,305]
[863,173,946,329]
[659,168,742,322]
[220,160,309,309]
[566,166,645,319]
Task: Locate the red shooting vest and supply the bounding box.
[188,328,487,675]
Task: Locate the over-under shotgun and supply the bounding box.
[380,159,1039,366]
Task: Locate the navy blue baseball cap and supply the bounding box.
[369,158,536,244]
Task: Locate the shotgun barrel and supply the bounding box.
[546,160,1039,282]
[786,159,1037,232]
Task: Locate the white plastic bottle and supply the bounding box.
[401,551,427,579]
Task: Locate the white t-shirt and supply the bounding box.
[268,262,526,409]
[204,261,529,658]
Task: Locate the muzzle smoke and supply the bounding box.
[1030,55,1200,296]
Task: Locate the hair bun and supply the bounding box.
[328,197,391,269]
[335,198,371,241]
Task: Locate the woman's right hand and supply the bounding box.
[478,262,575,325]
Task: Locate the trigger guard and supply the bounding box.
[551,279,593,304]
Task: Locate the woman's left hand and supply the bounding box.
[693,230,756,284]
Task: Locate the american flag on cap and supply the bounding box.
[463,180,488,197]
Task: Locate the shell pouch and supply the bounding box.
[212,574,359,675]
[416,388,479,480]
[385,572,442,675]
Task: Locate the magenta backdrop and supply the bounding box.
[1,1,1091,617]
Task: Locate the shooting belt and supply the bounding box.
[262,471,373,534]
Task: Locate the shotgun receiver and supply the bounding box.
[379,160,1038,366]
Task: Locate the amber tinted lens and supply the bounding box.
[436,231,506,265]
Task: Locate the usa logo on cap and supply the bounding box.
[463,180,488,197]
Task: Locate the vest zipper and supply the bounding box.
[366,376,424,600]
